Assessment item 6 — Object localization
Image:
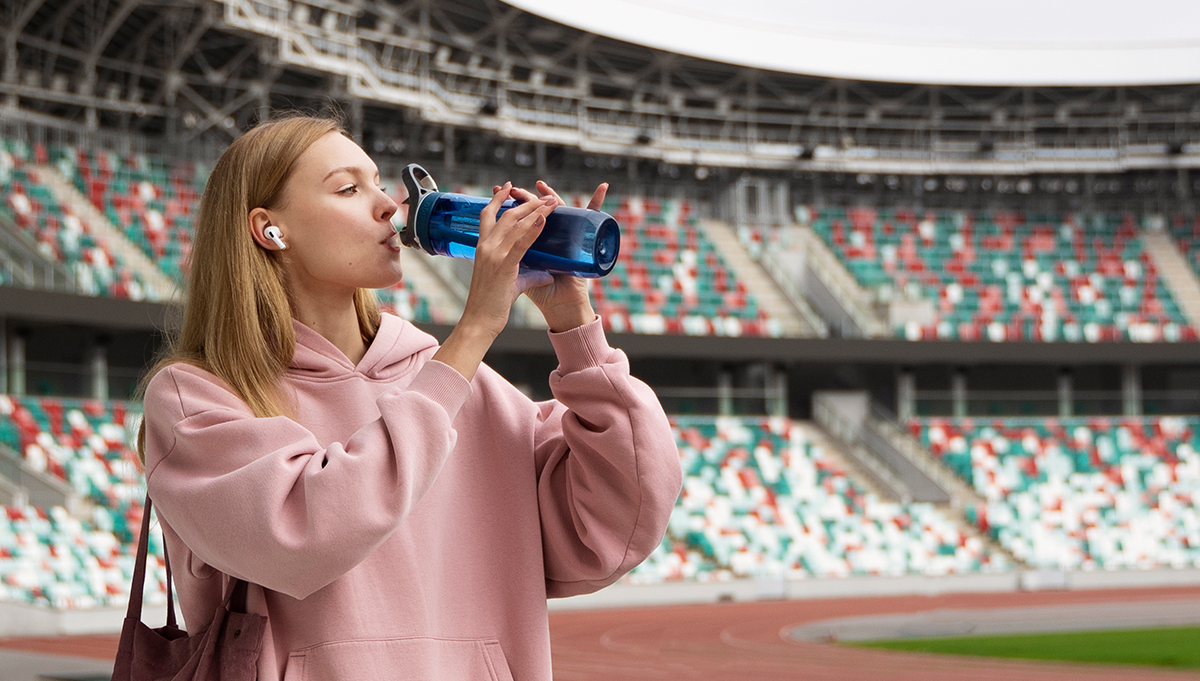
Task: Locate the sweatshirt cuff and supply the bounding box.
[390,359,473,418]
[548,315,610,374]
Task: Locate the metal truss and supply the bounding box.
[4,0,1200,174]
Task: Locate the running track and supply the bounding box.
[3,586,1200,680]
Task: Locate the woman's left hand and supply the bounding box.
[493,180,608,332]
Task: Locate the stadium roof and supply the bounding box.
[502,0,1200,86]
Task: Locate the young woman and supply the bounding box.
[137,115,682,680]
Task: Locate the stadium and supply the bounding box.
[1,0,1200,678]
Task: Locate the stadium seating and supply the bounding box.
[0,138,152,300]
[912,416,1200,570]
[0,394,1004,604]
[23,144,450,323]
[9,138,776,336]
[566,195,782,337]
[0,394,165,609]
[0,395,144,526]
[809,207,1196,342]
[627,416,1001,583]
[52,146,205,284]
[0,502,165,610]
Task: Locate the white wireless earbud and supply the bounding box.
[264,225,287,250]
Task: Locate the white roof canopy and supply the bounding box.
[502,0,1200,86]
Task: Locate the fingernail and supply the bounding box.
[535,215,545,225]
[543,196,557,204]
[504,181,512,188]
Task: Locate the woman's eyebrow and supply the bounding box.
[322,166,366,182]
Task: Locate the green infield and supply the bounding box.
[852,626,1200,669]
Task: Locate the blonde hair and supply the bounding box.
[136,115,381,466]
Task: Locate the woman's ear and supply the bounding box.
[248,207,280,251]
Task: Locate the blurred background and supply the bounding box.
[2,0,1200,678]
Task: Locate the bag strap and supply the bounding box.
[122,493,157,624]
[162,529,177,629]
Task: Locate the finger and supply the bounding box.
[535,180,566,207]
[492,185,503,194]
[515,268,554,294]
[498,192,551,225]
[480,182,512,225]
[510,186,540,204]
[587,182,609,211]
[510,208,551,253]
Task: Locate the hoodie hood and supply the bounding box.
[288,312,440,381]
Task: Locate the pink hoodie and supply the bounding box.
[142,313,681,680]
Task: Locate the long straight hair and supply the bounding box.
[136,115,381,466]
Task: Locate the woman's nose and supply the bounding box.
[379,189,399,223]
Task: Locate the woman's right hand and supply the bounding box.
[461,182,558,336]
[431,182,557,381]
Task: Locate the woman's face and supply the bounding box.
[265,131,402,296]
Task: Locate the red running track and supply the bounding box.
[3,586,1200,680]
[548,586,1200,681]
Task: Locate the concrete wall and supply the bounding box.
[0,599,181,637]
[549,567,1200,612]
[4,568,1200,635]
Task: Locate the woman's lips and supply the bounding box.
[385,233,403,251]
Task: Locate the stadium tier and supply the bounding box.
[52,145,204,284]
[810,207,1197,342]
[627,416,1001,584]
[0,396,1009,609]
[913,416,1200,571]
[0,395,164,609]
[0,395,144,525]
[0,503,164,610]
[0,139,152,299]
[576,195,782,337]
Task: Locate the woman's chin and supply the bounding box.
[370,271,405,291]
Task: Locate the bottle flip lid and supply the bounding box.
[399,163,439,251]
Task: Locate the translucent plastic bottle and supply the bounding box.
[399,164,620,278]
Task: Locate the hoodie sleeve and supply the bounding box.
[534,318,683,598]
[142,360,471,600]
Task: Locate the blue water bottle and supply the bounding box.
[398,164,620,278]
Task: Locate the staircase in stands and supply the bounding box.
[32,164,179,302]
[698,219,823,337]
[1141,229,1200,330]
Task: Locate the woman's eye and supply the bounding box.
[339,185,358,195]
